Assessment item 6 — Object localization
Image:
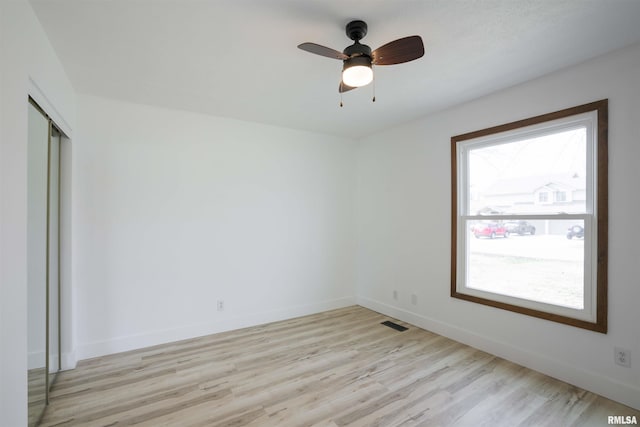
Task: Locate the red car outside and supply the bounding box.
[472,222,509,239]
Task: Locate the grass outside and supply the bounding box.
[467,234,584,309]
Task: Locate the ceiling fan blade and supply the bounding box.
[298,42,349,60]
[339,82,357,93]
[372,35,424,65]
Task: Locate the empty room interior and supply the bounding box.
[3,0,640,426]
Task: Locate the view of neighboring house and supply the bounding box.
[471,173,586,234]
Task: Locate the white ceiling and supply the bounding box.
[30,0,640,139]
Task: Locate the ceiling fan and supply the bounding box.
[298,20,424,95]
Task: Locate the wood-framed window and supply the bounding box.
[451,100,608,332]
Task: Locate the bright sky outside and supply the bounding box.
[469,127,587,194]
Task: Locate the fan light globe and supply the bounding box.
[342,65,373,87]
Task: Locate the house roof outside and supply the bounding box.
[471,173,587,216]
[484,173,585,197]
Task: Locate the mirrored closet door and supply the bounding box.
[27,99,62,427]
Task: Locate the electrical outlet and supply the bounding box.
[393,290,398,300]
[217,300,224,312]
[411,294,418,305]
[614,347,631,367]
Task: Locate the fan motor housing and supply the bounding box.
[343,42,372,58]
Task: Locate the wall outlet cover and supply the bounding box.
[614,347,631,368]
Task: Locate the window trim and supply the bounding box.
[450,100,608,333]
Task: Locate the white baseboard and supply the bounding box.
[356,296,640,411]
[61,350,77,371]
[76,296,356,361]
[29,350,77,371]
[27,350,45,370]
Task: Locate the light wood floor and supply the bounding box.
[40,306,639,426]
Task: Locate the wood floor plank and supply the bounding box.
[40,306,639,426]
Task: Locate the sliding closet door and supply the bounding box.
[27,101,49,427]
[48,127,61,385]
[27,98,63,426]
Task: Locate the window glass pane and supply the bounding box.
[467,128,587,215]
[466,219,585,309]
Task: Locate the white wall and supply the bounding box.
[0,0,76,425]
[73,95,357,359]
[356,42,640,410]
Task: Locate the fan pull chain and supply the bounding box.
[340,91,344,107]
[372,73,376,103]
